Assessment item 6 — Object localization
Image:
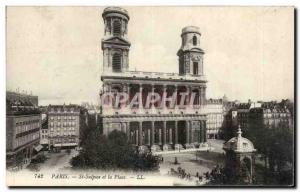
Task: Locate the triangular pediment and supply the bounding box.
[102,36,131,46]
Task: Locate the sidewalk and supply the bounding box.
[153,146,215,155]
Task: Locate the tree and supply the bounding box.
[31,154,47,164]
[71,129,159,171]
[243,109,294,185]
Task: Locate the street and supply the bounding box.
[23,140,225,186]
[158,139,226,185]
[27,149,78,172]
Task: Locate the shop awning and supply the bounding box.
[54,143,78,147]
[34,145,43,152]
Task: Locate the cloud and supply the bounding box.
[6,7,294,105]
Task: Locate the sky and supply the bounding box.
[6,6,294,106]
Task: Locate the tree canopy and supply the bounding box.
[71,128,159,171]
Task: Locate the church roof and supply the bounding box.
[181,26,201,36]
[223,126,256,153]
[102,7,129,20]
[177,26,204,55]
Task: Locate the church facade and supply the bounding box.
[100,7,208,152]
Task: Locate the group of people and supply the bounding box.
[169,167,193,180]
[168,163,227,185]
[204,164,227,184]
[168,166,207,186]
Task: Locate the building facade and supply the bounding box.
[6,91,41,170]
[222,101,293,140]
[249,105,292,130]
[100,7,208,152]
[206,98,225,139]
[235,103,251,130]
[40,118,49,148]
[47,105,81,149]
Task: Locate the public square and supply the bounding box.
[26,149,78,172]
[158,139,225,185]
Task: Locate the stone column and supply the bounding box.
[174,85,178,107]
[127,84,130,105]
[126,51,129,71]
[196,121,200,143]
[135,127,139,145]
[151,84,155,109]
[186,86,190,106]
[163,121,167,144]
[158,126,162,145]
[186,121,190,144]
[190,121,194,143]
[199,121,202,143]
[199,121,203,143]
[139,84,143,110]
[198,87,201,106]
[190,121,193,143]
[147,128,151,146]
[169,127,173,144]
[198,87,201,105]
[122,51,126,71]
[107,49,111,68]
[139,121,143,146]
[203,87,207,105]
[106,83,112,107]
[163,84,167,108]
[151,121,155,145]
[120,122,123,132]
[175,121,178,144]
[204,120,207,142]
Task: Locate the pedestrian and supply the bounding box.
[174,157,178,164]
[205,171,209,179]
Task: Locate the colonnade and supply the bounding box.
[104,83,207,108]
[113,120,207,150]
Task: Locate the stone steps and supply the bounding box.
[138,143,210,153]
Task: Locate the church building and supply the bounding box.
[100,7,208,152]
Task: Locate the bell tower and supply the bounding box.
[101,7,130,73]
[177,26,204,76]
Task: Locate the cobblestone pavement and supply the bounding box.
[158,139,226,185]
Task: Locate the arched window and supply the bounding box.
[112,53,121,72]
[193,35,197,46]
[113,20,121,36]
